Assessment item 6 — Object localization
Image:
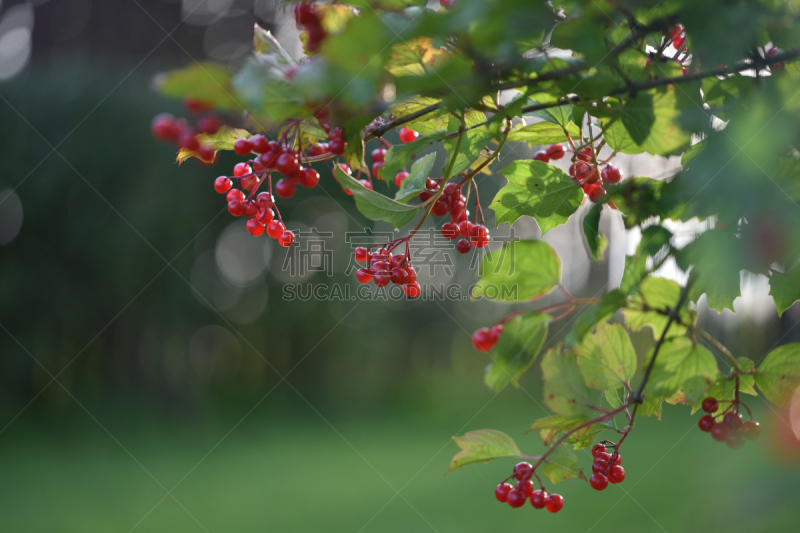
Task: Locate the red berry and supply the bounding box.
[214,176,232,194]
[196,116,221,135]
[698,414,714,432]
[197,145,215,164]
[371,148,386,163]
[472,327,496,352]
[358,179,373,191]
[300,168,320,188]
[546,494,563,513]
[726,430,745,450]
[242,200,257,218]
[228,199,245,217]
[601,165,622,184]
[458,221,473,237]
[404,282,421,298]
[398,126,418,143]
[513,462,532,481]
[373,271,391,287]
[240,174,258,191]
[495,483,513,503]
[329,137,345,155]
[354,247,369,262]
[356,268,373,284]
[179,130,200,151]
[184,97,213,113]
[490,324,504,342]
[294,2,319,26]
[247,134,268,154]
[724,412,744,430]
[608,465,625,484]
[234,138,253,156]
[394,171,409,187]
[546,144,565,160]
[669,24,683,40]
[701,398,719,413]
[590,472,609,491]
[594,451,611,463]
[246,218,265,236]
[533,150,550,163]
[256,192,273,209]
[456,238,471,254]
[258,208,274,224]
[276,152,299,175]
[711,422,729,442]
[524,489,543,509]
[151,113,179,142]
[391,267,408,285]
[371,162,384,179]
[506,489,526,508]
[275,178,296,198]
[441,222,459,240]
[469,224,489,248]
[259,151,280,169]
[431,199,448,217]
[673,34,686,49]
[516,480,535,497]
[612,453,621,465]
[584,182,605,202]
[591,444,607,457]
[279,230,295,247]
[592,462,607,474]
[227,189,245,203]
[425,178,440,190]
[577,146,593,162]
[742,421,760,440]
[233,163,251,177]
[267,220,285,239]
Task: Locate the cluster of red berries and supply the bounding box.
[534,143,622,203]
[150,98,222,163]
[589,444,626,491]
[697,397,760,449]
[495,462,564,513]
[353,247,421,297]
[294,2,327,53]
[421,178,490,253]
[471,323,504,351]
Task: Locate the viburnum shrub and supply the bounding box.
[150,0,800,515]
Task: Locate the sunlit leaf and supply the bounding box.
[447,430,521,473]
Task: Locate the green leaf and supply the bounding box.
[394,152,436,203]
[176,126,251,164]
[333,166,418,228]
[541,446,586,484]
[623,277,692,338]
[154,63,241,112]
[769,265,800,317]
[575,322,637,390]
[541,347,593,417]
[705,359,758,413]
[563,422,613,451]
[529,104,573,129]
[389,96,447,135]
[528,415,591,446]
[485,313,550,392]
[491,160,583,234]
[756,344,800,407]
[507,121,580,146]
[582,203,607,261]
[570,290,626,345]
[381,130,447,181]
[473,240,560,302]
[253,25,296,72]
[646,338,718,406]
[447,430,521,473]
[619,225,673,295]
[387,37,450,77]
[677,230,742,312]
[444,113,497,177]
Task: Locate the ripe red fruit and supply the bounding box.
[279,230,295,247]
[267,220,285,239]
[258,208,274,224]
[359,179,373,191]
[612,453,622,465]
[584,182,605,202]
[276,152,299,175]
[246,218,265,236]
[391,267,408,285]
[184,97,213,113]
[725,412,744,430]
[398,126,419,143]
[742,421,760,440]
[441,222,459,240]
[533,150,550,163]
[516,480,535,497]
[469,225,489,248]
[594,451,611,463]
[275,178,296,198]
[490,324,504,342]
[233,163,251,177]
[711,422,729,442]
[698,414,714,432]
[591,444,607,457]
[371,148,386,163]
[214,176,232,194]
[702,398,719,413]
[726,431,745,450]
[456,238,471,254]
[240,174,258,191]
[373,271,391,287]
[247,134,268,154]
[394,171,409,187]
[372,162,385,179]
[256,192,273,209]
[546,144,565,160]
[608,465,626,484]
[530,490,547,509]
[601,165,621,184]
[669,24,683,40]
[329,137,346,155]
[227,189,245,203]
[228,200,244,217]
[577,146,593,162]
[354,247,369,262]
[506,489,526,508]
[546,494,564,513]
[179,130,200,151]
[356,268,373,284]
[513,462,532,481]
[197,116,221,136]
[300,168,320,188]
[404,282,421,298]
[472,328,496,352]
[294,1,319,26]
[590,473,609,491]
[234,138,253,156]
[673,34,686,49]
[151,113,179,141]
[592,462,607,474]
[495,483,513,503]
[458,221,473,237]
[431,199,448,217]
[242,200,258,218]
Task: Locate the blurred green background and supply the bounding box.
[1,1,800,531]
